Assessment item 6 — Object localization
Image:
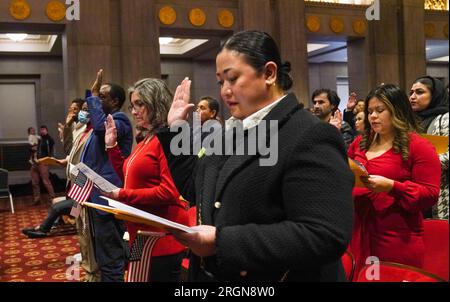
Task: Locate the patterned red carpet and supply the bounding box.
[0,204,85,282]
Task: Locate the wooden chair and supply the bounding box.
[0,168,14,214]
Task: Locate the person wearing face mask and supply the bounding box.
[23,101,101,281]
[409,76,449,220]
[103,78,189,282]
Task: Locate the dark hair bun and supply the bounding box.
[281,61,291,73]
[279,61,293,91]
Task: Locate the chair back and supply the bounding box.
[355,261,445,282]
[423,219,449,281]
[0,168,9,191]
[341,250,356,281]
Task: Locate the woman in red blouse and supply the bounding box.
[348,84,441,280]
[103,78,189,282]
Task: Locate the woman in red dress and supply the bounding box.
[103,78,189,282]
[348,84,441,280]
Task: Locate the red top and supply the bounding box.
[108,135,189,257]
[347,133,441,279]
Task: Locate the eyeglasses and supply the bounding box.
[128,100,145,113]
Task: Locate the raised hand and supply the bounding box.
[104,114,117,147]
[65,110,77,125]
[346,92,357,111]
[91,69,104,97]
[168,78,195,127]
[329,110,343,130]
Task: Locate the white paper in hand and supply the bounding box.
[100,196,195,233]
[75,162,118,193]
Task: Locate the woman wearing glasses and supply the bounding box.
[103,78,189,282]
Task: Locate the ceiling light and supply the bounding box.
[307,43,330,53]
[430,55,449,62]
[6,33,28,42]
[159,37,174,45]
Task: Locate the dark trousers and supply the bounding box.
[150,252,184,282]
[89,208,126,282]
[40,199,76,232]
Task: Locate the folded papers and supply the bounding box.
[349,158,369,188]
[83,196,194,233]
[37,157,65,166]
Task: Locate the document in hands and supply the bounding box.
[349,158,369,188]
[71,162,119,193]
[84,196,195,233]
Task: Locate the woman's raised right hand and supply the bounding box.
[168,78,195,127]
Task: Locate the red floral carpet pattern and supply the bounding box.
[0,205,85,282]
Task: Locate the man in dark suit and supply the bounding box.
[81,70,133,282]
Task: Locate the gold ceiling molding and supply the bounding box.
[444,23,449,37]
[330,16,345,33]
[424,22,436,37]
[425,0,448,10]
[305,0,372,6]
[189,8,206,27]
[217,9,234,28]
[306,16,321,32]
[46,0,66,22]
[9,0,31,21]
[158,6,177,25]
[352,19,366,35]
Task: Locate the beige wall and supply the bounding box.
[427,64,450,85]
[0,56,65,157]
[161,58,230,119]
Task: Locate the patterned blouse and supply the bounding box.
[428,112,449,219]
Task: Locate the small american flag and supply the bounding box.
[68,172,94,204]
[129,233,150,262]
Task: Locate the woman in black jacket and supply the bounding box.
[158,30,354,282]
